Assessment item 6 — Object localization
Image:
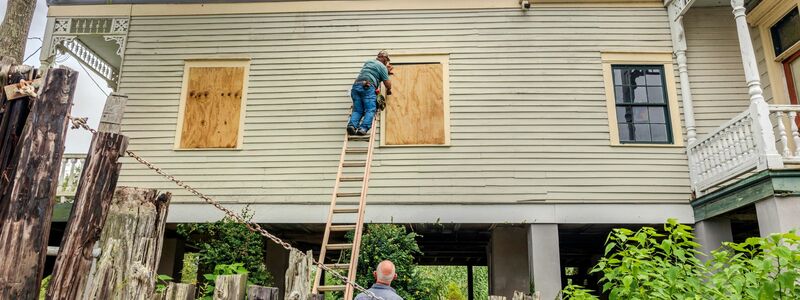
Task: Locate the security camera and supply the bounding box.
[520,0,531,10]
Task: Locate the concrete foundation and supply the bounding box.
[527,224,562,300]
[157,237,184,278]
[489,226,530,298]
[265,239,290,299]
[756,195,800,236]
[694,217,732,261]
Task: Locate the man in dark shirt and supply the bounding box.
[348,51,393,136]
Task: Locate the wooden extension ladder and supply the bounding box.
[312,115,378,300]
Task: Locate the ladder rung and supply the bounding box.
[336,192,361,198]
[325,263,350,270]
[326,243,353,250]
[346,147,368,153]
[317,285,347,292]
[333,207,359,214]
[340,176,364,182]
[330,225,357,232]
[348,135,370,141]
[342,162,366,167]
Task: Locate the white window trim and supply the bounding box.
[174,59,251,150]
[601,51,684,147]
[379,54,451,147]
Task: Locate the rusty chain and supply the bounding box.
[67,116,383,300]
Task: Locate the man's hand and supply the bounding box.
[386,89,392,96]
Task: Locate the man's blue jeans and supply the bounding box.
[348,82,377,131]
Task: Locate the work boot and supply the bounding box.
[347,125,356,135]
[356,128,368,136]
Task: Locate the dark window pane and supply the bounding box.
[618,69,632,85]
[633,86,648,103]
[634,124,651,141]
[618,123,632,141]
[649,107,666,123]
[633,70,646,86]
[614,86,625,103]
[645,68,663,86]
[616,107,628,123]
[647,86,665,103]
[771,8,800,56]
[633,107,649,123]
[651,124,669,142]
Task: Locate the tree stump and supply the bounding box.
[0,67,77,299]
[154,283,196,300]
[84,187,172,300]
[513,291,533,300]
[214,274,248,300]
[489,296,507,300]
[247,285,279,300]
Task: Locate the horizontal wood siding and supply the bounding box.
[116,6,691,204]
[684,7,752,137]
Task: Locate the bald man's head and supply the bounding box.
[373,260,397,285]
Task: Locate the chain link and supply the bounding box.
[67,116,383,300]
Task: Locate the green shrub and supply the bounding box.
[562,219,800,300]
[176,207,273,289]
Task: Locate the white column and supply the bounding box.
[730,0,784,169]
[489,226,530,298]
[756,196,800,236]
[667,4,698,143]
[694,217,733,261]
[527,224,562,300]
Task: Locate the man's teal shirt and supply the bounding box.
[356,59,389,86]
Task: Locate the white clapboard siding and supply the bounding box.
[116,6,691,205]
[684,7,754,136]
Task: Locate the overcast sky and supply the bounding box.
[1,0,110,153]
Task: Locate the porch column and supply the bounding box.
[488,226,529,298]
[527,224,562,300]
[667,3,697,143]
[265,240,290,299]
[755,196,800,236]
[694,217,733,261]
[730,0,783,168]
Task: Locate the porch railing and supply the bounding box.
[56,153,86,203]
[688,103,800,196]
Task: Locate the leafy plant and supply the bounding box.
[155,274,174,294]
[39,275,51,300]
[562,219,800,300]
[177,207,273,288]
[198,263,250,300]
[180,252,199,284]
[443,282,466,300]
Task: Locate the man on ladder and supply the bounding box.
[347,50,393,136]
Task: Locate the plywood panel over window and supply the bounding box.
[176,60,249,149]
[382,55,450,146]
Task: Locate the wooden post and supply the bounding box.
[512,291,533,300]
[309,294,325,300]
[154,283,196,300]
[285,249,314,300]
[0,67,78,299]
[247,286,279,300]
[0,64,35,221]
[489,296,507,300]
[46,94,129,299]
[84,187,172,299]
[214,274,248,300]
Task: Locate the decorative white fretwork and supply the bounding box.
[58,38,120,89]
[54,18,71,33]
[49,36,76,57]
[111,18,129,34]
[104,35,127,56]
[668,0,696,21]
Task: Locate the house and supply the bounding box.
[43,0,800,298]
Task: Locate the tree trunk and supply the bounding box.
[247,286,279,300]
[0,0,37,63]
[0,67,78,299]
[0,64,35,221]
[45,133,129,300]
[84,187,172,300]
[153,283,196,300]
[285,249,314,300]
[214,274,248,300]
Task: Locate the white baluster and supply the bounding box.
[789,111,800,157]
[721,130,733,168]
[776,111,790,157]
[731,121,744,163]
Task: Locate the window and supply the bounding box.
[770,8,800,57]
[175,59,250,149]
[381,55,450,146]
[612,66,672,144]
[601,52,683,146]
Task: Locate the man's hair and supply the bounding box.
[377,50,390,61]
[375,261,396,283]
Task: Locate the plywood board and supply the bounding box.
[385,63,445,145]
[180,66,244,148]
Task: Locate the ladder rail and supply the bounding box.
[312,125,351,294]
[344,115,379,300]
